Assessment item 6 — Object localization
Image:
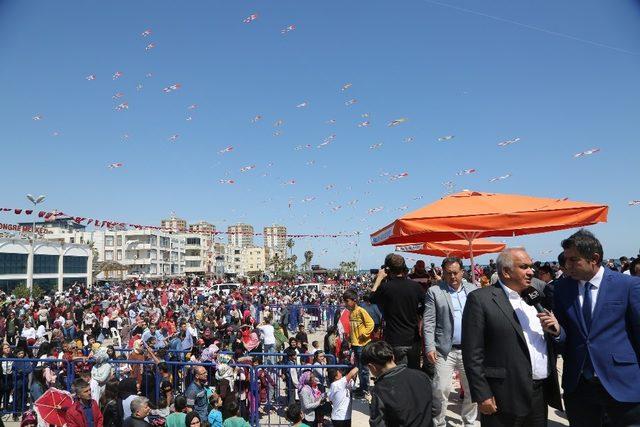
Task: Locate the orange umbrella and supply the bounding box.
[371,190,608,281]
[396,239,506,259]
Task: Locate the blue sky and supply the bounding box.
[1,0,639,269]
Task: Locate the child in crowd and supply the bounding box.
[207,393,223,427]
[284,402,310,427]
[221,401,250,427]
[327,367,359,427]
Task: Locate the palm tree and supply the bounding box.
[286,238,295,257]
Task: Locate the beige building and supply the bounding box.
[161,214,187,232]
[227,223,254,248]
[263,225,287,261]
[242,246,266,274]
[184,233,213,275]
[189,221,215,235]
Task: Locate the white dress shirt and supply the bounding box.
[500,282,549,380]
[578,266,604,314]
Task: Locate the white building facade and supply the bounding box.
[227,223,254,248]
[0,237,92,293]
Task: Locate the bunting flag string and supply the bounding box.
[0,207,356,238]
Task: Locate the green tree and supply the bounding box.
[302,250,314,271]
[339,260,357,275]
[13,284,45,299]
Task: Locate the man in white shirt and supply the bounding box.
[462,247,563,426]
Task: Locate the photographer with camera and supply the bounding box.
[370,254,425,369]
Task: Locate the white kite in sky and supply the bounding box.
[283,179,296,185]
[32,114,43,121]
[141,29,152,37]
[438,135,454,142]
[369,143,383,150]
[325,119,336,125]
[162,83,182,93]
[114,103,129,111]
[341,83,352,92]
[108,163,123,169]
[489,173,512,182]
[358,121,371,128]
[219,179,235,185]
[497,137,521,147]
[390,172,409,181]
[85,74,96,81]
[168,134,179,142]
[368,206,384,214]
[240,165,256,172]
[296,101,308,108]
[574,148,600,158]
[388,118,407,127]
[345,99,357,106]
[628,200,640,206]
[187,104,198,110]
[403,137,415,143]
[112,71,123,80]
[112,92,125,99]
[251,115,262,123]
[218,146,233,154]
[145,43,155,51]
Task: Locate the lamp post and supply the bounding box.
[26,194,45,299]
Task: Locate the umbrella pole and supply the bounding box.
[468,238,476,285]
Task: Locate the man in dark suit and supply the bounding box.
[462,247,562,426]
[550,229,640,426]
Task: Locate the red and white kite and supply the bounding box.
[85,74,96,81]
[281,24,296,34]
[32,114,43,121]
[456,168,476,175]
[358,121,371,128]
[390,172,409,181]
[396,205,409,211]
[112,71,123,80]
[629,200,640,206]
[574,148,600,158]
[403,137,415,143]
[240,165,256,172]
[489,173,512,182]
[341,83,352,92]
[325,119,336,125]
[368,206,384,214]
[345,99,357,106]
[162,83,182,93]
[251,115,263,123]
[219,179,235,185]
[296,101,308,108]
[218,146,233,154]
[112,92,125,99]
[283,179,296,185]
[294,144,312,151]
[145,43,155,51]
[186,116,193,121]
[388,118,407,127]
[438,135,454,142]
[369,143,383,149]
[497,137,521,147]
[302,196,316,203]
[187,104,198,110]
[114,103,129,111]
[168,134,179,142]
[108,163,123,169]
[243,13,259,24]
[141,29,152,37]
[273,119,284,127]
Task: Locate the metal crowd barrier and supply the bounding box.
[0,356,351,426]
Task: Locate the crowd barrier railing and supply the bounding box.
[0,356,351,426]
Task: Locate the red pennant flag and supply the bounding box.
[38,211,45,218]
[14,209,22,214]
[25,210,33,215]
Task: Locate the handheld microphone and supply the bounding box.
[520,286,557,333]
[520,286,546,313]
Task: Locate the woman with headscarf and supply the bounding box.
[298,371,325,427]
[91,347,113,401]
[215,363,237,420]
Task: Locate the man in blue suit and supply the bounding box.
[545,229,640,426]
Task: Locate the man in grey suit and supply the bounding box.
[424,257,479,427]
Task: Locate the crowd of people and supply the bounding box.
[0,228,638,427]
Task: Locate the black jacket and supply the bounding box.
[461,281,563,417]
[123,416,152,427]
[371,277,425,346]
[369,365,432,427]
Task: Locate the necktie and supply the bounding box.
[582,282,593,330]
[582,282,595,379]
